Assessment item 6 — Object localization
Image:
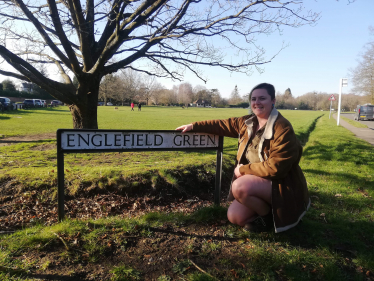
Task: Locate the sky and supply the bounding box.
[1,0,373,99]
[157,0,374,98]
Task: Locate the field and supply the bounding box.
[0,106,373,280]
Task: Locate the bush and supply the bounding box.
[0,90,54,100]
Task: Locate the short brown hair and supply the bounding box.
[249,83,275,100]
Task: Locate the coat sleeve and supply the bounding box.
[192,116,248,138]
[239,125,300,179]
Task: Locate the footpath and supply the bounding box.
[333,114,374,146]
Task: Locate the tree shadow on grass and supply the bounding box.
[272,166,374,271]
[303,138,374,164]
[303,168,374,192]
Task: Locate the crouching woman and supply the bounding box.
[176,83,310,233]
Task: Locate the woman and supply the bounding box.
[176,83,310,233]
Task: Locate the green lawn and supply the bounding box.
[1,107,373,280]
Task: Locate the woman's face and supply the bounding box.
[250,89,275,119]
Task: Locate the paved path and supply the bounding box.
[333,114,374,146]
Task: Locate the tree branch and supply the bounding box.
[46,0,82,74]
[12,0,74,72]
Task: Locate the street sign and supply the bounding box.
[342,78,348,87]
[328,94,336,101]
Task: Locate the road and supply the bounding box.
[341,113,374,130]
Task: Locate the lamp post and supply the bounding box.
[337,78,348,126]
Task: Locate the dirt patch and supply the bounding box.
[0,177,238,280]
[0,133,56,147]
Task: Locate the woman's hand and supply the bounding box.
[175,124,193,133]
[234,164,243,178]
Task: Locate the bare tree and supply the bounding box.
[99,74,121,105]
[341,93,362,111]
[0,0,319,128]
[178,82,193,106]
[151,86,167,105]
[139,75,163,105]
[350,40,374,104]
[116,69,142,105]
[158,88,177,105]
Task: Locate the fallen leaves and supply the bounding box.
[1,191,214,231]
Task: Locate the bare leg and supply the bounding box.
[227,175,272,226]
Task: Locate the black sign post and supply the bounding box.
[57,129,224,221]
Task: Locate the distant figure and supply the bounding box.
[131,102,134,111]
[138,103,142,111]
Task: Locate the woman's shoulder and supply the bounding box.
[274,112,294,130]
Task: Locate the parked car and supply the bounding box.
[98,102,104,106]
[41,100,47,107]
[51,100,63,106]
[0,97,11,110]
[107,102,113,106]
[355,104,374,121]
[34,99,43,107]
[23,99,37,108]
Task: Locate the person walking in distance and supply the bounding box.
[131,102,134,111]
[138,103,142,111]
[176,83,309,233]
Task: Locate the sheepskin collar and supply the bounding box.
[244,108,279,139]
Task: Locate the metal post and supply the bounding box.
[329,100,332,119]
[57,132,65,221]
[337,79,343,126]
[214,136,224,206]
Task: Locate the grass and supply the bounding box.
[1,108,374,280]
[0,107,322,196]
[340,115,369,128]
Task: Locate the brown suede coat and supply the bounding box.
[192,108,310,232]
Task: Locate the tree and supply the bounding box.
[32,66,53,99]
[350,43,374,104]
[139,76,163,106]
[210,89,222,107]
[116,69,142,105]
[350,26,374,104]
[341,93,362,111]
[151,87,167,105]
[99,74,121,105]
[178,83,193,106]
[0,0,319,128]
[229,85,243,105]
[2,79,16,91]
[284,88,292,99]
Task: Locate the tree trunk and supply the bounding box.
[69,80,100,129]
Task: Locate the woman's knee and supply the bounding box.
[227,200,254,226]
[227,207,247,226]
[231,178,252,199]
[232,175,272,203]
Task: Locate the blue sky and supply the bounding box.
[158,0,374,98]
[1,0,373,99]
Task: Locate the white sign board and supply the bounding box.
[60,131,219,150]
[342,78,348,87]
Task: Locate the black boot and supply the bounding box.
[244,212,274,232]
